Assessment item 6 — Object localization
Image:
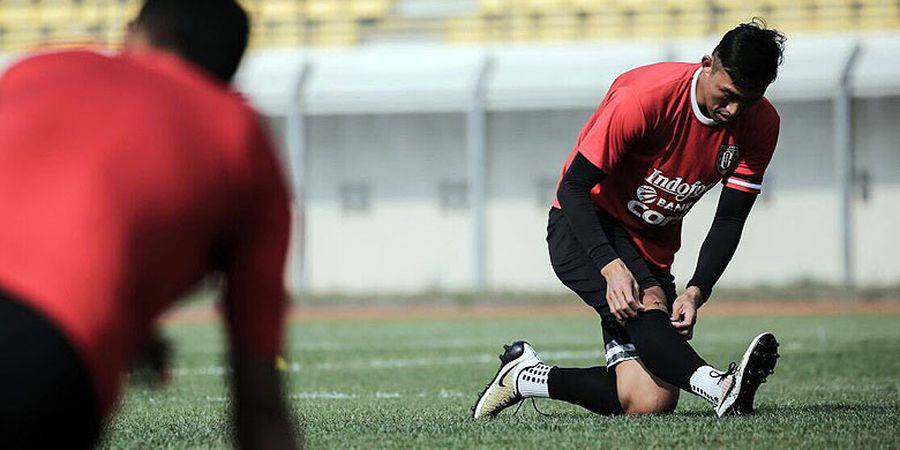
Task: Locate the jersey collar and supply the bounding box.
[691,67,718,126]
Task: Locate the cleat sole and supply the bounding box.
[734,333,779,416]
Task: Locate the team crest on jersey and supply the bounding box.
[716,144,740,174]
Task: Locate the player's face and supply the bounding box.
[701,57,766,124]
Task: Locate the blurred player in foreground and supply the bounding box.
[474,20,784,419]
[0,1,297,448]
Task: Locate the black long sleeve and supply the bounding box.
[687,186,757,304]
[556,152,618,271]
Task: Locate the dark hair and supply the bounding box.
[713,18,786,91]
[134,0,249,82]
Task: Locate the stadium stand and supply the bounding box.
[0,0,897,52]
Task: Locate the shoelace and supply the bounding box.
[711,362,739,385]
[512,398,551,417]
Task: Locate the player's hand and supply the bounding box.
[601,258,643,321]
[130,329,172,387]
[671,286,703,340]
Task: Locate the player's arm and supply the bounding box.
[557,90,649,320]
[557,154,618,274]
[557,154,642,320]
[687,187,757,303]
[670,187,756,338]
[223,117,298,450]
[231,351,297,450]
[225,209,297,450]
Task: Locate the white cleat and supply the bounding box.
[715,332,780,417]
[472,341,543,419]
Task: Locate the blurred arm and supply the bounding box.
[223,115,298,449]
[232,352,298,450]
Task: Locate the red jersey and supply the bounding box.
[553,62,780,270]
[0,50,290,415]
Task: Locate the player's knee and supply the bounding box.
[641,287,668,313]
[619,389,678,415]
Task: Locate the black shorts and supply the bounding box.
[0,287,100,449]
[547,207,677,368]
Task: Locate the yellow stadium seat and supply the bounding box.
[259,1,304,19]
[814,0,858,31]
[711,2,775,33]
[350,0,393,20]
[538,14,582,41]
[855,0,900,29]
[310,21,361,47]
[253,0,304,47]
[0,4,37,26]
[37,3,72,26]
[478,14,515,42]
[72,3,106,26]
[634,10,673,39]
[306,0,348,21]
[524,0,573,15]
[0,23,42,53]
[766,2,816,33]
[584,11,629,40]
[478,0,512,16]
[667,3,715,38]
[507,14,539,41]
[570,0,620,15]
[610,0,659,14]
[592,0,669,39]
[445,16,488,43]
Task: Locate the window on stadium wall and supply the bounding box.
[438,180,468,211]
[339,181,372,214]
[854,97,900,196]
[305,113,466,214]
[764,100,835,196]
[486,108,595,209]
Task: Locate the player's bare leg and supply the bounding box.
[614,360,679,415]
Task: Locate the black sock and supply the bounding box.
[547,366,623,415]
[624,309,706,391]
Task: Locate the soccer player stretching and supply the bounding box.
[474,20,784,419]
[0,1,297,448]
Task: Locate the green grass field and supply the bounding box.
[100,311,900,449]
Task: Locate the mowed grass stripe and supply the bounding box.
[101,313,900,449]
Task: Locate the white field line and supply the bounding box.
[203,389,467,403]
[171,349,605,378]
[181,336,603,353]
[177,333,757,355]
